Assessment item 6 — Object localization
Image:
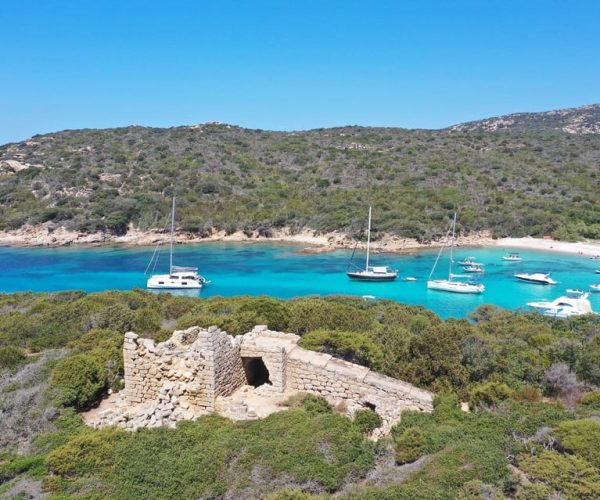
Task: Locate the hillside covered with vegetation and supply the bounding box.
[2,290,600,498]
[1,104,599,242]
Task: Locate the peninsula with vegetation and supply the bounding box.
[1,104,599,251]
[2,291,600,498]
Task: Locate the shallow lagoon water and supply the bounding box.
[0,242,599,319]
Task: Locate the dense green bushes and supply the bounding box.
[49,354,106,410]
[353,409,383,434]
[0,345,27,371]
[2,290,600,497]
[1,290,600,409]
[43,410,375,497]
[1,122,599,240]
[298,329,383,370]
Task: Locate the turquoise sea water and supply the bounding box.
[0,242,598,319]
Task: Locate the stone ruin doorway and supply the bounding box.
[242,357,272,387]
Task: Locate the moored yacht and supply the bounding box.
[463,264,484,273]
[427,213,485,294]
[527,293,594,318]
[456,256,483,266]
[146,197,209,290]
[502,253,522,262]
[590,284,600,292]
[514,273,557,285]
[347,206,398,281]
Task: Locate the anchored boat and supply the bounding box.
[514,273,557,285]
[427,213,484,294]
[146,197,210,289]
[527,293,594,318]
[346,206,398,281]
[502,252,522,262]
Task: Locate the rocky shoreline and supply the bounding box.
[0,223,495,254]
[1,224,599,256]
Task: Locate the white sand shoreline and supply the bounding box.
[0,225,598,257]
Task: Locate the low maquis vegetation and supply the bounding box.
[1,105,599,241]
[1,290,600,497]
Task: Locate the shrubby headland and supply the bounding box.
[0,104,599,245]
[1,290,600,498]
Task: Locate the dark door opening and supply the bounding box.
[242,357,271,387]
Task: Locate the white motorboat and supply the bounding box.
[527,293,594,318]
[347,207,398,281]
[427,213,485,294]
[566,288,585,297]
[456,256,483,266]
[590,255,600,260]
[401,277,417,282]
[463,264,485,273]
[590,284,600,292]
[146,197,209,290]
[502,253,522,262]
[514,273,557,285]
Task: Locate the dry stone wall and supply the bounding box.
[100,324,433,435]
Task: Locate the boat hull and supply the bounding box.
[514,275,556,285]
[347,271,398,281]
[427,280,484,294]
[147,275,202,289]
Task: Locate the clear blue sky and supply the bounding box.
[1,0,599,144]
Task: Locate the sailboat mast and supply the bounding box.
[448,212,457,279]
[365,206,372,271]
[169,196,175,274]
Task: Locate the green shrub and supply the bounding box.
[133,307,162,334]
[555,419,600,468]
[469,382,513,409]
[0,455,46,482]
[0,345,27,371]
[49,353,106,410]
[93,303,135,332]
[299,329,384,370]
[580,390,600,410]
[45,427,126,476]
[394,426,424,464]
[283,393,332,415]
[288,298,373,334]
[513,385,542,403]
[265,489,314,500]
[353,409,382,434]
[515,483,553,500]
[237,297,290,331]
[518,450,600,498]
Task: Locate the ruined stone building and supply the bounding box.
[91,325,433,436]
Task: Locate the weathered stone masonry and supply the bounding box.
[103,325,433,435]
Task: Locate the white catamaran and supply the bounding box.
[146,197,209,289]
[427,213,485,294]
[347,206,398,281]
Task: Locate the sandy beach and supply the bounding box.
[0,224,599,257]
[495,237,600,257]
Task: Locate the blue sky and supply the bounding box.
[1,0,599,144]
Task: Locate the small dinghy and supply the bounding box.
[590,284,600,292]
[402,277,417,282]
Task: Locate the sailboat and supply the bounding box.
[427,213,484,294]
[347,206,398,281]
[146,197,209,289]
